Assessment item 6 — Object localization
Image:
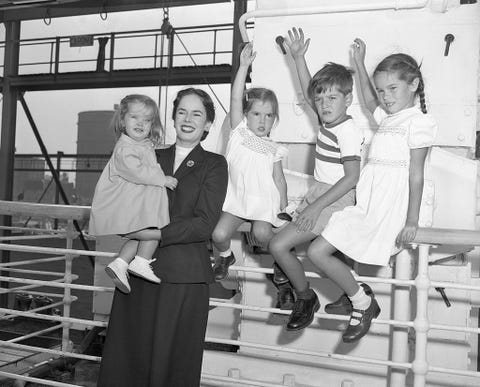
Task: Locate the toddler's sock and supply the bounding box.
[219,249,232,258]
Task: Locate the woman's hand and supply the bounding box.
[286,27,310,59]
[396,222,418,247]
[164,176,178,190]
[352,38,367,64]
[239,42,256,68]
[293,204,322,233]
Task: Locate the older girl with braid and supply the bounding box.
[306,38,437,343]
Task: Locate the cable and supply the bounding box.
[173,32,228,114]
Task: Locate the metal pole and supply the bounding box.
[62,219,74,352]
[0,20,20,308]
[18,94,93,267]
[54,151,63,229]
[231,0,248,82]
[413,244,431,387]
[389,249,414,387]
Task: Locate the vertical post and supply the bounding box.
[413,244,431,387]
[62,219,75,352]
[167,31,174,69]
[0,20,20,308]
[109,33,115,72]
[154,34,159,68]
[54,151,63,229]
[389,249,414,387]
[231,0,248,82]
[54,36,60,74]
[213,29,217,65]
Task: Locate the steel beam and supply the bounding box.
[5,65,232,91]
[0,20,20,307]
[0,0,231,22]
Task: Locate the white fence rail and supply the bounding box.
[0,200,479,387]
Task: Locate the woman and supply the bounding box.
[98,88,228,387]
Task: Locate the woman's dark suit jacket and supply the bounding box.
[98,144,228,387]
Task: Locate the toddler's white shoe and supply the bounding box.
[128,256,161,284]
[105,258,131,294]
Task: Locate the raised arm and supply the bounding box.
[396,147,429,246]
[285,27,313,109]
[230,42,256,128]
[273,161,288,211]
[352,38,379,114]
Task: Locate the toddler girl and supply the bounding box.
[89,94,177,293]
[306,39,437,343]
[212,42,288,280]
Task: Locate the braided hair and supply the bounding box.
[374,54,427,114]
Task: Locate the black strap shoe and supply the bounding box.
[342,295,380,343]
[272,262,290,285]
[277,212,293,222]
[286,292,320,331]
[212,253,236,281]
[325,283,373,315]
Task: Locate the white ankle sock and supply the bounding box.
[219,249,232,258]
[349,286,372,326]
[131,255,151,265]
[113,257,129,268]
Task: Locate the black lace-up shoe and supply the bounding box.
[276,283,295,310]
[325,283,373,315]
[272,262,290,285]
[286,292,320,331]
[212,253,236,281]
[266,273,294,310]
[342,295,380,343]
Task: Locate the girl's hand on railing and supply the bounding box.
[396,222,418,247]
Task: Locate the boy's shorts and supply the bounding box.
[294,181,355,236]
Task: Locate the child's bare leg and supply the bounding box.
[126,229,162,241]
[136,239,159,260]
[117,239,139,264]
[307,236,358,296]
[308,236,380,342]
[269,223,316,291]
[212,212,245,280]
[212,212,245,252]
[251,221,274,248]
[270,224,320,330]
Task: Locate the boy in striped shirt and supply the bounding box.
[269,27,364,331]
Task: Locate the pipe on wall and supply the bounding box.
[239,0,437,42]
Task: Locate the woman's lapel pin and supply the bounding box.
[186,160,195,167]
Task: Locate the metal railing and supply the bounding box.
[0,200,479,386]
[0,23,248,76]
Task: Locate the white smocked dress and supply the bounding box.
[322,106,437,266]
[222,120,288,227]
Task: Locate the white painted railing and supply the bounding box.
[0,200,479,387]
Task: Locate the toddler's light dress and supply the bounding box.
[89,134,169,236]
[322,106,437,265]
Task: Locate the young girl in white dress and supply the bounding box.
[211,42,289,280]
[89,94,178,294]
[308,39,437,343]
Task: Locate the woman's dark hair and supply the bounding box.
[171,88,216,123]
[374,53,427,114]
